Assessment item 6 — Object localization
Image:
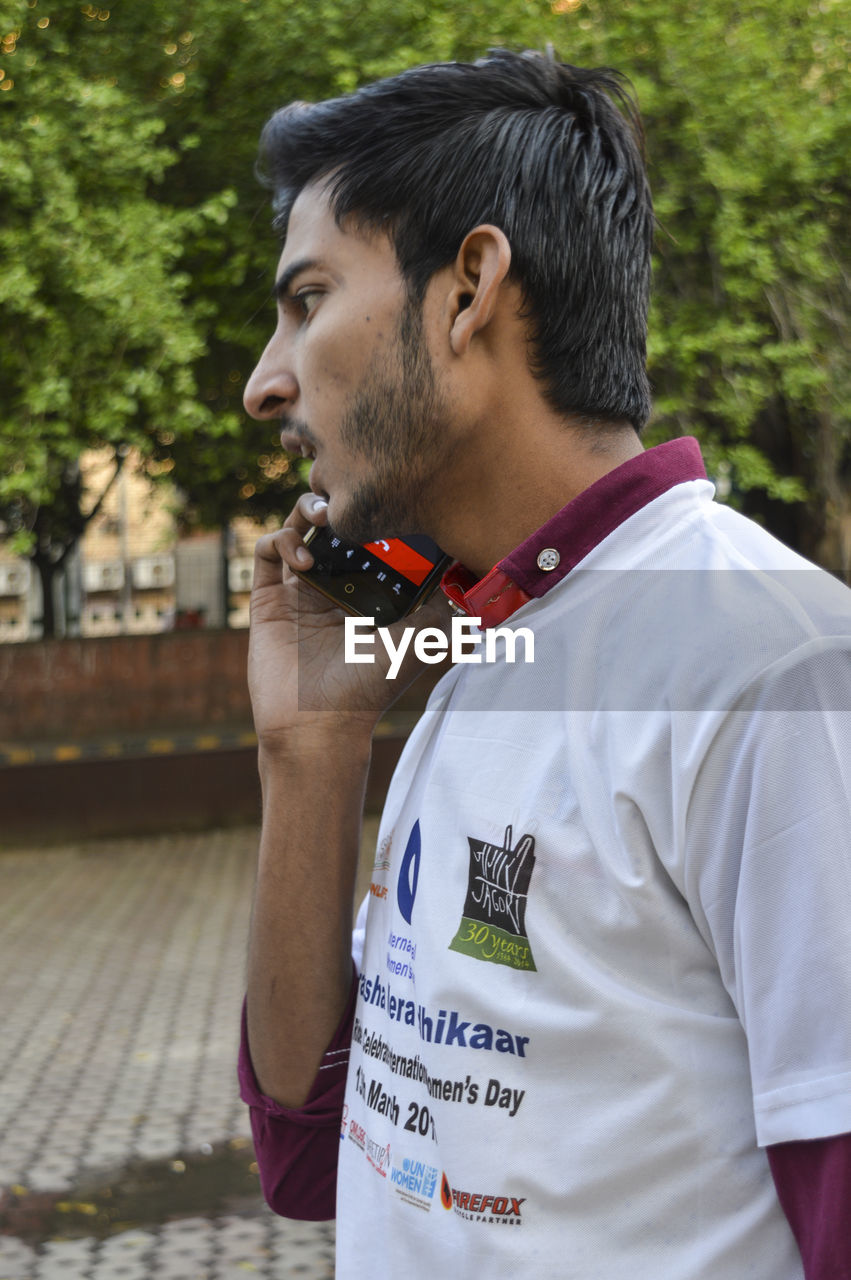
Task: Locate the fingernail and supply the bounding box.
[296,545,312,564]
[311,496,328,512]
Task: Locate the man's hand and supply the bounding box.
[244,494,450,1106]
[248,492,449,743]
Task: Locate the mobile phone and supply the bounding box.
[296,526,452,626]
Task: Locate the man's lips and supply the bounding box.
[279,423,318,459]
[308,460,329,500]
[278,424,327,496]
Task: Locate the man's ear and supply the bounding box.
[447,225,512,357]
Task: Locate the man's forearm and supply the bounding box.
[245,727,373,1108]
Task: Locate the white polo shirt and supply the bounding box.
[335,459,851,1278]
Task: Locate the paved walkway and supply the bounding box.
[0,824,377,1279]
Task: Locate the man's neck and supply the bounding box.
[430,419,644,580]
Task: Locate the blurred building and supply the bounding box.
[0,449,273,641]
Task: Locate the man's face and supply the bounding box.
[244,183,455,544]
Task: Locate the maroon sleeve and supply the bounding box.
[767,1132,851,1279]
[238,967,357,1221]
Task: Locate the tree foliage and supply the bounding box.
[132,0,563,527]
[572,0,850,570]
[0,0,233,629]
[1,0,848,636]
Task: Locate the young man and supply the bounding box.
[239,50,851,1278]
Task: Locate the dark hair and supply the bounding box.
[259,48,653,431]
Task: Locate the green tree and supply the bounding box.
[3,0,848,637]
[553,0,850,573]
[109,0,563,529]
[0,0,560,611]
[0,1,234,633]
[148,0,851,575]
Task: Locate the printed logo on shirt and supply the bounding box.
[397,820,421,925]
[373,828,393,875]
[368,830,393,905]
[441,1172,525,1226]
[449,825,537,972]
[390,1155,440,1212]
[366,1135,391,1177]
[346,1113,391,1178]
[346,1116,366,1151]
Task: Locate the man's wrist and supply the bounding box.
[257,718,374,776]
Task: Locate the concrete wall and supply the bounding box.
[0,734,408,845]
[0,629,251,743]
[0,630,447,842]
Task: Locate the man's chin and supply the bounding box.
[328,491,409,548]
[325,502,380,548]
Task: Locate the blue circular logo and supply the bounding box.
[397,820,421,925]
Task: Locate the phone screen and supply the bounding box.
[298,527,451,625]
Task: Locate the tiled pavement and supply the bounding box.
[0,823,378,1279]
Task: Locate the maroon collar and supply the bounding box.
[441,437,707,627]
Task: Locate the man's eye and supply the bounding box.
[293,288,322,316]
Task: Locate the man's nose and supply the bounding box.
[243,333,298,420]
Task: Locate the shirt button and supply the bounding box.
[536,548,560,572]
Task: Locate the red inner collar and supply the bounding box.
[440,437,706,628]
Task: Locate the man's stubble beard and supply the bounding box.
[333,295,455,546]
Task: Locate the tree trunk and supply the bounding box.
[35,554,57,639]
[808,411,851,585]
[220,522,231,629]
